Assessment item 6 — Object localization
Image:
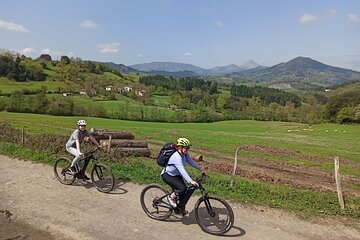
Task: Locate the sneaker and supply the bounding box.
[181,210,189,216]
[167,195,177,208]
[83,174,90,180]
[68,166,77,174]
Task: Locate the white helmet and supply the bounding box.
[77,119,87,126]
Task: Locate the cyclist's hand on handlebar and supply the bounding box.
[191,180,199,187]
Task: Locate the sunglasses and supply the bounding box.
[184,146,191,150]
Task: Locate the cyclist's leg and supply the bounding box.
[178,185,196,211]
[77,157,90,178]
[66,147,81,171]
[161,173,187,199]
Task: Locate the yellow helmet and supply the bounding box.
[176,138,191,147]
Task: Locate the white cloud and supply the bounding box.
[0,19,29,32]
[18,47,73,59]
[184,52,193,56]
[298,13,319,24]
[41,48,73,58]
[137,54,144,57]
[20,48,37,56]
[80,20,98,29]
[348,14,360,22]
[96,42,120,53]
[328,9,337,17]
[215,20,224,27]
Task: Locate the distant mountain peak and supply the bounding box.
[240,59,260,70]
[130,62,209,75]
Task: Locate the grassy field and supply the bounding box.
[0,77,68,94]
[70,95,173,112]
[1,111,360,219]
[1,111,360,162]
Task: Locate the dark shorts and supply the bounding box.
[161,172,187,196]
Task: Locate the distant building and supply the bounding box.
[62,93,73,97]
[324,89,331,92]
[105,86,114,91]
[79,91,87,96]
[136,89,148,97]
[122,86,133,92]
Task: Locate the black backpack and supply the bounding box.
[156,143,177,167]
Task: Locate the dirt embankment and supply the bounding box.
[1,155,360,240]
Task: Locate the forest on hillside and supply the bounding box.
[1,49,360,124]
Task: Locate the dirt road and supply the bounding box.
[1,155,359,240]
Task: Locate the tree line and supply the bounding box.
[0,49,123,83]
[230,84,301,107]
[139,75,218,94]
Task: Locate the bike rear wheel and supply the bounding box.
[140,184,172,220]
[90,163,115,193]
[54,157,76,185]
[194,196,234,235]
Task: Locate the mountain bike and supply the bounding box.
[54,148,115,193]
[140,173,234,235]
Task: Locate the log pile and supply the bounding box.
[90,128,150,157]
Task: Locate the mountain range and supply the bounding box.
[129,60,263,75]
[236,57,360,90]
[107,57,360,90]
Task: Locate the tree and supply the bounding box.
[336,106,356,124]
[47,97,74,116]
[8,91,25,112]
[0,54,16,77]
[58,62,80,81]
[31,92,49,113]
[19,59,46,81]
[194,100,209,122]
[38,54,52,61]
[60,55,70,64]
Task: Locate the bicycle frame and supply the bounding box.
[160,173,212,213]
[75,148,100,176]
[195,175,216,217]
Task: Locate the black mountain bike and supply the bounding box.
[140,173,234,235]
[54,148,115,193]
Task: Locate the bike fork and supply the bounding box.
[204,198,216,217]
[94,165,103,178]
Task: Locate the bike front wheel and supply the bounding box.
[91,163,115,193]
[194,196,234,235]
[140,184,172,220]
[54,157,76,185]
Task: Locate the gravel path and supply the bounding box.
[1,155,359,240]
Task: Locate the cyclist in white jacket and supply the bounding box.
[161,138,202,215]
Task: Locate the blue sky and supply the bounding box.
[1,0,359,70]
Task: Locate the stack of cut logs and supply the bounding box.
[90,128,151,157]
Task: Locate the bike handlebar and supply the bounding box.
[84,147,101,158]
[195,172,207,184]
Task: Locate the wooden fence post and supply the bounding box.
[107,135,112,153]
[334,156,345,210]
[21,127,25,146]
[230,146,240,187]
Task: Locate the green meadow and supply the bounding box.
[1,111,360,219]
[0,77,68,94]
[1,111,359,162]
